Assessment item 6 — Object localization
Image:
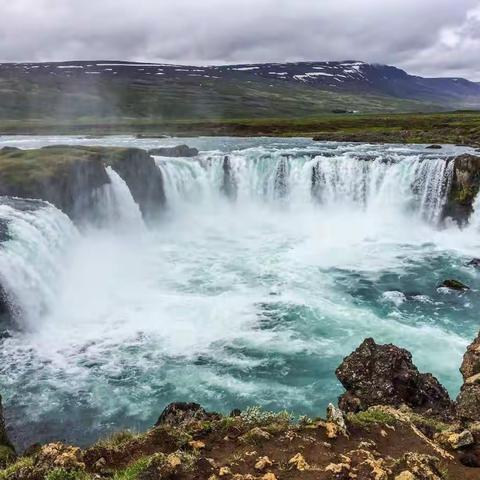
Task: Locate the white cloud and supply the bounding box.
[0,0,479,80]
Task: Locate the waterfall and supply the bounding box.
[311,154,454,222]
[0,198,77,330]
[94,167,144,230]
[154,149,454,223]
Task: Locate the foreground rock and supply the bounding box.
[0,395,15,467]
[148,145,199,157]
[0,146,166,222]
[155,402,218,427]
[336,338,453,416]
[457,332,480,422]
[438,279,470,291]
[3,337,480,479]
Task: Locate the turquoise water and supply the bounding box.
[0,137,479,448]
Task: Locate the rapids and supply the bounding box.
[0,136,479,448]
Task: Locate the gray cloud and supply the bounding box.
[1,0,479,80]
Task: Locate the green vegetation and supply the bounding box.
[0,73,441,124]
[347,409,398,427]
[93,430,140,450]
[1,111,479,147]
[0,457,34,480]
[112,457,150,480]
[45,468,89,480]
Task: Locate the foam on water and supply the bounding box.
[0,138,479,448]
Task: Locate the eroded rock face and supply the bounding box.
[443,154,480,225]
[155,402,216,428]
[0,395,13,452]
[457,332,480,422]
[148,145,199,157]
[336,338,452,415]
[0,147,109,221]
[221,156,237,200]
[107,148,166,220]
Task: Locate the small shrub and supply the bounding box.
[113,457,150,480]
[347,409,397,427]
[0,457,34,480]
[239,406,293,427]
[45,468,89,480]
[95,430,139,450]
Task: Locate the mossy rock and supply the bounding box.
[0,446,15,469]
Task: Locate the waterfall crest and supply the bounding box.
[156,149,455,223]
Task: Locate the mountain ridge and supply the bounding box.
[1,59,479,120]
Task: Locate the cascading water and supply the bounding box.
[0,198,77,330]
[0,137,479,449]
[156,149,454,222]
[93,166,144,230]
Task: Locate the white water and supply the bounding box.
[0,199,77,330]
[93,166,144,231]
[0,138,479,447]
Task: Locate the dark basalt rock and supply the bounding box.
[0,146,110,221]
[468,258,480,268]
[148,145,199,158]
[0,147,166,223]
[107,148,166,221]
[438,279,470,291]
[155,402,217,428]
[457,332,480,422]
[426,145,442,149]
[443,154,480,226]
[274,157,288,198]
[221,156,237,200]
[336,338,453,416]
[0,395,15,457]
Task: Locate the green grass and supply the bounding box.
[0,111,479,147]
[113,457,150,480]
[93,430,140,450]
[0,457,34,480]
[347,409,398,427]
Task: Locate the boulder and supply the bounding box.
[438,279,470,291]
[457,332,480,422]
[443,154,480,225]
[336,338,453,415]
[426,145,442,149]
[148,145,199,158]
[468,258,480,268]
[155,402,216,428]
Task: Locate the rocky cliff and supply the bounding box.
[444,154,480,225]
[0,146,166,222]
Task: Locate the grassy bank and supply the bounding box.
[0,111,479,147]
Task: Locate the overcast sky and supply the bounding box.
[1,0,479,80]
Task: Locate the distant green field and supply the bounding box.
[1,111,479,147]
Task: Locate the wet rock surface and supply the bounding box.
[438,279,470,291]
[0,146,166,222]
[443,154,480,225]
[106,148,166,220]
[457,332,480,422]
[148,145,199,157]
[335,338,453,415]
